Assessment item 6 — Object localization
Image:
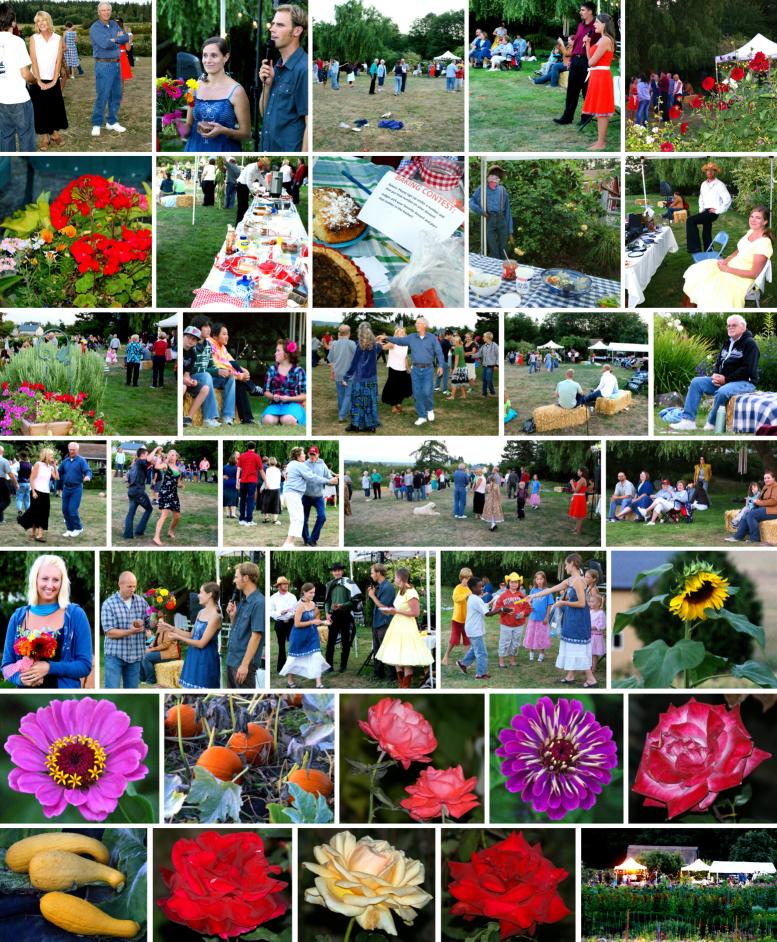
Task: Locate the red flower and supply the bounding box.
[358,698,437,769]
[680,122,689,134]
[731,66,745,80]
[94,419,105,434]
[717,100,729,110]
[701,76,715,91]
[449,832,570,940]
[632,699,771,819]
[400,765,480,821]
[715,82,729,93]
[668,105,681,119]
[750,52,770,72]
[157,831,288,940]
[690,95,703,109]
[660,141,674,152]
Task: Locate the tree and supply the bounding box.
[501,439,537,467]
[229,440,339,470]
[730,830,777,863]
[541,441,598,476]
[313,0,404,63]
[474,313,499,337]
[626,0,728,79]
[408,11,464,59]
[636,851,684,878]
[410,440,453,467]
[505,314,539,345]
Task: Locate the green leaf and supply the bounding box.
[705,609,765,649]
[613,594,668,633]
[688,652,730,687]
[612,676,643,688]
[731,660,777,688]
[187,766,242,823]
[267,803,293,824]
[100,829,147,929]
[632,562,674,588]
[733,782,753,808]
[75,272,94,292]
[164,773,186,819]
[633,638,706,688]
[0,828,53,850]
[345,757,370,774]
[456,829,481,863]
[372,786,399,810]
[240,929,283,941]
[0,849,34,893]
[116,789,155,824]
[283,784,333,824]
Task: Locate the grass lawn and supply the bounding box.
[469,66,620,152]
[626,191,776,307]
[111,481,218,546]
[312,76,465,151]
[222,505,339,548]
[155,188,308,309]
[311,361,499,436]
[345,484,601,548]
[268,641,413,690]
[59,57,151,153]
[653,404,730,437]
[184,421,303,438]
[605,479,750,547]
[505,363,649,436]
[102,363,177,436]
[9,489,106,546]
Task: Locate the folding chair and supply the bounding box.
[746,259,773,308]
[691,231,729,264]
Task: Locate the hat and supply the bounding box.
[330,562,345,571]
[275,576,289,586]
[183,326,202,338]
[661,478,671,485]
[702,162,721,174]
[308,446,320,455]
[505,572,523,584]
[487,165,505,180]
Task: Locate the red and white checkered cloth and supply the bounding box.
[396,156,463,190]
[191,288,291,309]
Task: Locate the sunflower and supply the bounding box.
[669,566,730,621]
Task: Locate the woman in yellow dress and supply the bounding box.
[683,206,774,309]
[375,568,433,689]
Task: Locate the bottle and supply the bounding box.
[225,225,236,255]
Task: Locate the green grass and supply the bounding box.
[345,483,600,548]
[625,191,776,307]
[469,66,619,152]
[222,504,339,548]
[312,75,465,151]
[311,360,499,436]
[653,404,727,437]
[268,638,406,690]
[111,480,218,546]
[505,363,649,436]
[155,187,308,309]
[605,479,747,547]
[8,488,106,546]
[102,363,177,436]
[184,421,302,438]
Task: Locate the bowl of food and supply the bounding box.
[542,268,592,295]
[469,270,502,297]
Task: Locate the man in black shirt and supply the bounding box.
[123,446,154,539]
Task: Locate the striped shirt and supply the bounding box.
[101,592,149,662]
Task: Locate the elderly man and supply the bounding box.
[727,470,777,545]
[89,1,129,137]
[607,471,636,522]
[302,445,334,546]
[101,571,148,688]
[226,561,265,687]
[258,4,308,152]
[328,324,356,422]
[686,162,732,255]
[58,442,92,538]
[0,445,17,523]
[582,363,619,406]
[555,369,584,409]
[378,317,444,426]
[469,164,512,260]
[670,315,759,432]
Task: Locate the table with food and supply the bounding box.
[312,156,465,308]
[624,224,679,308]
[191,189,309,309]
[468,253,621,309]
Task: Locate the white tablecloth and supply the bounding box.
[624,225,679,308]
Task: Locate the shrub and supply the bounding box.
[756,335,777,392]
[2,345,106,412]
[654,316,714,393]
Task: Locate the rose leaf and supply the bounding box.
[613,595,668,634]
[633,638,706,688]
[188,766,242,823]
[705,609,765,649]
[731,660,777,688]
[240,928,285,941]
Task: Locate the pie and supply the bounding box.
[312,187,367,244]
[313,245,370,307]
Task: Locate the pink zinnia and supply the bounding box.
[5,698,149,821]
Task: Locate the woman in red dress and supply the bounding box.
[568,466,589,535]
[116,17,133,85]
[582,13,616,151]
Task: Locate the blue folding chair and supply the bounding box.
[691,231,729,264]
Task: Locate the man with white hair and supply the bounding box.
[89,1,129,137]
[670,315,760,432]
[376,317,444,426]
[58,442,92,537]
[0,445,18,523]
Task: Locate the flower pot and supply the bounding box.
[21,418,73,436]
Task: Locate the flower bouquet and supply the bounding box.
[145,586,177,620]
[0,174,151,308]
[156,77,197,141]
[2,629,58,681]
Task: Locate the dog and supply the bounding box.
[413,502,440,516]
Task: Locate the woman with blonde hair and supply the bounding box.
[261,455,282,524]
[376,568,433,688]
[381,325,412,415]
[28,10,68,149]
[342,322,384,432]
[18,447,59,541]
[1,554,92,688]
[281,447,338,547]
[152,449,184,546]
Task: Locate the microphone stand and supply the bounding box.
[252,0,262,151]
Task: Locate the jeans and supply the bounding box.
[212,374,236,419]
[681,376,755,424]
[335,379,352,420]
[61,486,83,532]
[735,505,771,543]
[482,365,495,395]
[331,73,340,89]
[533,62,566,86]
[0,100,36,151]
[636,100,650,124]
[124,490,153,538]
[406,486,413,501]
[225,181,237,208]
[394,76,402,94]
[454,486,467,516]
[446,76,455,91]
[104,654,140,689]
[239,482,257,522]
[607,497,630,520]
[191,372,219,420]
[92,60,123,126]
[15,482,31,514]
[414,487,423,501]
[140,651,162,684]
[411,366,434,418]
[302,494,326,543]
[460,634,488,675]
[583,389,604,404]
[486,214,509,260]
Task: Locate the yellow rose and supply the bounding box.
[160,589,169,596]
[303,831,432,936]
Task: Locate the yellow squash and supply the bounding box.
[5,833,110,872]
[40,893,140,939]
[29,850,125,891]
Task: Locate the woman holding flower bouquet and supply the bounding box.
[181,37,251,152]
[1,554,92,688]
[18,447,59,542]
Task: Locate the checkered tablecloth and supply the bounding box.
[730,393,777,433]
[468,253,621,309]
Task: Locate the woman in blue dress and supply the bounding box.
[342,323,384,433]
[279,583,331,688]
[222,452,238,519]
[182,37,250,153]
[165,582,222,689]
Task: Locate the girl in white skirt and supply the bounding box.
[280,583,331,688]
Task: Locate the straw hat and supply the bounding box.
[505,572,523,584]
[487,165,506,180]
[701,162,721,174]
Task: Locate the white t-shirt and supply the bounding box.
[264,465,281,489]
[0,32,32,105]
[464,594,489,638]
[596,370,619,397]
[387,343,408,371]
[281,164,293,183]
[201,164,216,182]
[31,32,60,81]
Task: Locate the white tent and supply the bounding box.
[614,857,647,873]
[606,342,650,353]
[709,861,777,874]
[157,314,178,328]
[588,341,609,350]
[716,33,777,62]
[538,340,564,349]
[682,859,711,873]
[434,50,459,60]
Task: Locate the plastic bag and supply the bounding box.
[390,231,464,308]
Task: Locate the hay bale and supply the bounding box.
[558,70,569,89]
[533,404,587,432]
[760,519,777,546]
[726,396,738,432]
[176,194,194,208]
[724,509,738,532]
[596,390,632,415]
[155,659,183,688]
[673,209,688,224]
[183,389,243,427]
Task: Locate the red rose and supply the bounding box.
[157,831,288,940]
[717,100,729,110]
[731,66,745,80]
[358,697,437,769]
[680,122,689,134]
[690,95,703,108]
[632,699,771,819]
[701,76,715,91]
[400,765,480,821]
[449,831,570,940]
[660,141,674,152]
[715,82,729,93]
[668,105,681,119]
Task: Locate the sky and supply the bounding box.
[342,436,504,466]
[3,313,78,325]
[312,0,462,34]
[313,312,479,329]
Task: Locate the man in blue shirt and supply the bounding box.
[58,442,92,538]
[453,462,470,518]
[259,4,308,152]
[377,317,444,426]
[89,2,129,137]
[366,563,396,680]
[226,562,265,687]
[469,164,513,259]
[302,445,334,547]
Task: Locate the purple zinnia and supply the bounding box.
[4,698,149,821]
[495,697,618,820]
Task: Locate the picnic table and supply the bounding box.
[468,253,620,309]
[624,225,679,308]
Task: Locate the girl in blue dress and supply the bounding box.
[279,583,331,688]
[165,582,222,689]
[182,37,251,152]
[222,452,238,519]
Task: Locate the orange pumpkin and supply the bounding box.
[287,768,333,801]
[164,704,201,738]
[227,723,273,766]
[284,693,303,708]
[195,746,243,782]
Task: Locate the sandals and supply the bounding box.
[286,681,297,689]
[51,132,62,145]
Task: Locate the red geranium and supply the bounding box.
[449,831,570,940]
[689,95,703,108]
[400,765,480,821]
[668,105,682,119]
[157,831,288,940]
[680,122,689,134]
[731,66,745,80]
[750,51,770,72]
[701,75,715,91]
[632,699,771,819]
[358,697,437,769]
[717,100,729,110]
[660,141,674,152]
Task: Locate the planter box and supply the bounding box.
[21,418,73,436]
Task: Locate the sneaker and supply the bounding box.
[238,520,247,526]
[274,520,282,525]
[223,417,234,425]
[702,422,715,432]
[538,654,544,662]
[203,418,220,427]
[724,535,742,542]
[62,530,73,537]
[91,125,100,136]
[475,673,491,680]
[427,410,435,421]
[414,417,427,426]
[529,653,535,661]
[669,419,697,431]
[645,521,656,526]
[246,521,258,527]
[183,416,192,426]
[637,507,647,518]
[106,122,127,132]
[455,659,468,674]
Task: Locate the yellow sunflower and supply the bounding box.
[669,569,730,621]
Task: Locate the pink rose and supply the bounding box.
[400,765,480,821]
[358,698,437,769]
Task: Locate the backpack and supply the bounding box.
[522,418,536,434]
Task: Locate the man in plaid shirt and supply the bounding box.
[101,571,150,688]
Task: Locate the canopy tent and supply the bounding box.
[614,857,647,873]
[157,314,178,328]
[434,50,459,60]
[682,860,711,872]
[538,340,564,349]
[589,341,609,350]
[605,342,649,353]
[716,34,777,62]
[709,861,776,874]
